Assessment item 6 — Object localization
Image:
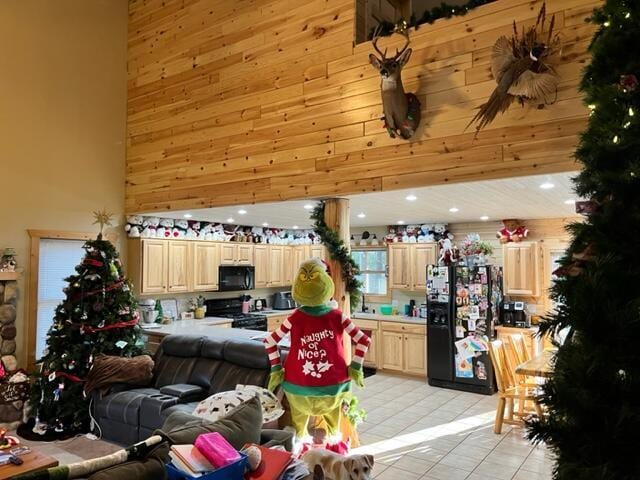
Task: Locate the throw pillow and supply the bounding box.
[162,395,263,449]
[192,384,284,424]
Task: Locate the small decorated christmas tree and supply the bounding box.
[28,211,144,438]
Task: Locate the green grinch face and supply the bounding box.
[292,260,334,307]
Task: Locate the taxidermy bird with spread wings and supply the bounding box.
[467,3,560,134]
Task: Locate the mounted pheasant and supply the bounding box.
[369,23,421,140]
[467,3,561,134]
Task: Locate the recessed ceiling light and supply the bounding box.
[226,217,234,223]
[238,209,247,215]
[480,215,490,221]
[292,225,299,230]
[397,220,405,225]
[449,207,459,213]
[405,194,417,201]
[539,182,555,190]
[183,213,193,218]
[564,199,575,205]
[262,222,269,227]
[357,212,366,218]
[303,204,314,210]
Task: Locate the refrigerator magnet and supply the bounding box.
[456,324,466,338]
[467,318,477,331]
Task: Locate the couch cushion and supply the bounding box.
[161,395,263,450]
[89,443,170,480]
[153,336,203,388]
[95,388,160,425]
[187,338,226,388]
[224,339,269,369]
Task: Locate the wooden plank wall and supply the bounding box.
[126,0,600,213]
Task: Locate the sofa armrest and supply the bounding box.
[260,428,294,452]
[159,384,205,402]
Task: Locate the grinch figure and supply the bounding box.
[264,259,370,440]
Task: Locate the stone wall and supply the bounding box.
[0,280,18,370]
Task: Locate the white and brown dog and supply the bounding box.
[302,449,374,480]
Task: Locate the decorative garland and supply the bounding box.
[367,0,497,39]
[83,317,139,334]
[310,203,362,310]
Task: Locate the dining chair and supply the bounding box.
[488,340,544,434]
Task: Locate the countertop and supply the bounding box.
[140,319,271,342]
[353,312,427,325]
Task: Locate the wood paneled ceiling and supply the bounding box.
[126,0,599,214]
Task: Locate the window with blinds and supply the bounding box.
[36,239,85,359]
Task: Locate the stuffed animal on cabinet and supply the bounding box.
[497,219,529,243]
[264,259,371,441]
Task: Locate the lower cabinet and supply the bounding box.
[142,332,164,355]
[353,318,427,377]
[267,314,288,332]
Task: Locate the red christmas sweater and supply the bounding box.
[264,307,371,396]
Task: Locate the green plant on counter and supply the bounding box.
[188,295,205,312]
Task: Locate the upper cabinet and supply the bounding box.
[388,243,437,291]
[541,240,569,311]
[220,243,254,265]
[388,244,411,290]
[192,242,220,291]
[167,241,191,292]
[141,239,168,294]
[503,241,540,297]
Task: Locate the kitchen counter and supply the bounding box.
[140,319,268,342]
[353,312,427,325]
[251,309,295,317]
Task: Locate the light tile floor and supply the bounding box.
[352,373,554,480]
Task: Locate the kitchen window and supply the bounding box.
[351,248,388,298]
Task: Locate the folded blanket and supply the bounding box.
[84,354,154,396]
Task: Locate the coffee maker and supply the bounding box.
[500,301,529,327]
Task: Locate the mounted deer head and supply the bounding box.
[369,26,421,140]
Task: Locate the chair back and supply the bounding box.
[488,340,517,393]
[510,334,530,363]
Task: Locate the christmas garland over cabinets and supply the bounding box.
[310,203,362,311]
[367,0,497,39]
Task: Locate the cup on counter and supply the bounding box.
[404,305,411,315]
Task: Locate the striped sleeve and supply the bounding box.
[342,315,371,367]
[263,317,292,369]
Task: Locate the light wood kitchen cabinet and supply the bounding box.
[503,241,540,297]
[283,247,293,285]
[192,242,220,291]
[309,245,326,260]
[267,314,288,332]
[388,243,437,291]
[411,244,438,290]
[380,321,427,376]
[381,330,404,371]
[254,245,270,288]
[353,318,379,368]
[541,240,568,312]
[291,246,307,281]
[167,241,191,292]
[404,333,427,376]
[388,244,411,289]
[141,239,168,294]
[269,246,285,287]
[220,243,254,265]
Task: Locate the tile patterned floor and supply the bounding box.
[352,373,554,480]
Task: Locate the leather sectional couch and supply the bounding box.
[93,334,280,445]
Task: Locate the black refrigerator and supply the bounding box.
[426,265,503,395]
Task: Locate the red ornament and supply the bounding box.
[619,74,638,92]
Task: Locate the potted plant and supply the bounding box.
[460,234,494,266]
[189,295,206,319]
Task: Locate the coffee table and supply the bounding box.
[0,450,58,479]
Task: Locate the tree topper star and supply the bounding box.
[93,209,114,235]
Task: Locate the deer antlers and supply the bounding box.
[371,25,410,61]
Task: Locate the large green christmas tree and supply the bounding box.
[528,1,640,478]
[29,213,144,438]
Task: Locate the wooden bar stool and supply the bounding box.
[488,340,544,434]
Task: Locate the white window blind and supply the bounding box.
[36,239,85,359]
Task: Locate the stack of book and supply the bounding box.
[168,444,215,478]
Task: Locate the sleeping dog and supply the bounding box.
[302,449,374,480]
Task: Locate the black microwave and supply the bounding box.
[219,265,255,291]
